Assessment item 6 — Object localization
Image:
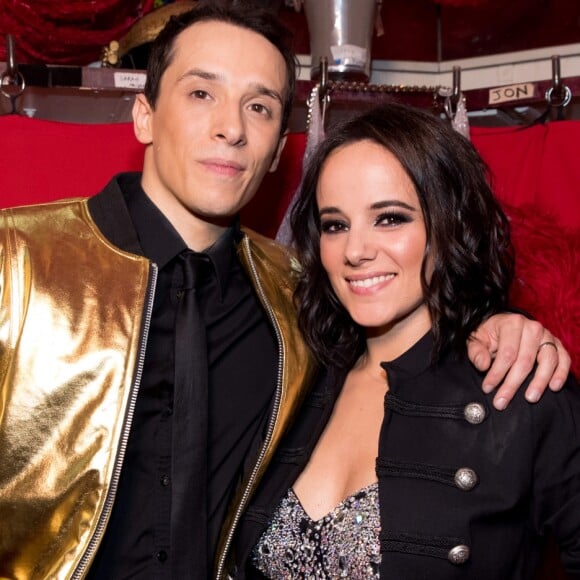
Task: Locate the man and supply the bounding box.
[0,4,569,580]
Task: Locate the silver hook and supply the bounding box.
[318,56,330,128]
[545,55,572,108]
[452,65,461,103]
[319,56,329,102]
[1,35,26,114]
[6,34,17,77]
[551,54,562,95]
[443,66,462,120]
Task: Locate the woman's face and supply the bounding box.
[316,139,432,341]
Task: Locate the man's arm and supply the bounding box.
[468,313,571,410]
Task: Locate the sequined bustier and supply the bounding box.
[251,483,381,578]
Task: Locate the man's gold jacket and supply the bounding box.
[0,176,315,579]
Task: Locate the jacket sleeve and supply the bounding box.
[0,211,21,399]
[531,373,580,575]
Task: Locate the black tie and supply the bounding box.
[172,250,210,578]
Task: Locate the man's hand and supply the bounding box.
[467,313,571,411]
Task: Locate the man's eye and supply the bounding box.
[191,90,209,99]
[250,103,271,116]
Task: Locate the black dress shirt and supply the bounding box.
[87,175,278,578]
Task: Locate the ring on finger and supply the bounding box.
[537,341,557,354]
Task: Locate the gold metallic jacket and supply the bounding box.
[0,187,315,579]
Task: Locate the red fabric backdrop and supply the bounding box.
[0,114,577,580]
[0,115,578,375]
[1,117,578,230]
[0,0,155,64]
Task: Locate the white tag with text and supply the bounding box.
[488,83,535,105]
[113,72,147,90]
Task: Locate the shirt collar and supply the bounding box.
[202,220,243,300]
[380,331,434,379]
[123,175,242,300]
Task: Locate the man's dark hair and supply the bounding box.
[143,2,297,134]
[291,103,514,370]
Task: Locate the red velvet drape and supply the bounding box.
[1,117,578,228]
[0,0,156,65]
[0,115,578,374]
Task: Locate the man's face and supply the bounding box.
[133,20,288,246]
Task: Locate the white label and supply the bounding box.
[113,72,147,90]
[330,44,368,67]
[488,83,535,105]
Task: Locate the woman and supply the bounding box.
[231,104,580,578]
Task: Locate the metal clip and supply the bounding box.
[443,66,461,119]
[318,56,330,128]
[1,35,26,114]
[545,55,572,108]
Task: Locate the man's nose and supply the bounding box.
[212,103,246,147]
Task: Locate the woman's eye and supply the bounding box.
[320,220,347,234]
[376,212,412,226]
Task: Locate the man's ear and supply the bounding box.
[268,131,288,173]
[132,93,154,145]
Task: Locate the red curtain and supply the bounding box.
[1,116,578,231]
[0,115,578,373]
[471,123,580,231]
[0,0,155,64]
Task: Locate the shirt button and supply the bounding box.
[160,474,170,487]
[162,405,173,418]
[156,550,168,563]
[448,544,470,565]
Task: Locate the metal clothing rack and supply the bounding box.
[299,55,576,131]
[1,32,577,127]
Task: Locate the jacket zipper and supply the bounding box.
[215,236,286,580]
[71,263,158,579]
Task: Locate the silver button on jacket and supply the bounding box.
[448,544,470,565]
[454,467,478,491]
[464,402,486,424]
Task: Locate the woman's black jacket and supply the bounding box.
[230,333,580,579]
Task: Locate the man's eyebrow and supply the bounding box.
[177,68,283,105]
[177,68,218,83]
[253,84,284,106]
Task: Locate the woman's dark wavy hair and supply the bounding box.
[290,103,514,371]
[144,1,297,135]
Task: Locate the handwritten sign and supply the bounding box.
[488,83,535,105]
[114,72,147,90]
